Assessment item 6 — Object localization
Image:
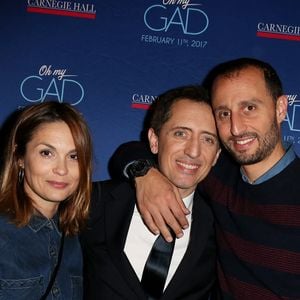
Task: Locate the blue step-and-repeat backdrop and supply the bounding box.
[1,1,300,179]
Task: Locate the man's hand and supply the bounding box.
[135,168,190,242]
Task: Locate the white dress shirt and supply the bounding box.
[124,192,194,289]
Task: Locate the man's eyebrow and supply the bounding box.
[214,98,264,111]
[171,126,191,130]
[239,98,264,106]
[169,126,192,131]
[213,105,228,112]
[169,127,218,137]
[201,131,218,140]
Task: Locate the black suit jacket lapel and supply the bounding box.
[163,190,214,298]
[105,181,147,299]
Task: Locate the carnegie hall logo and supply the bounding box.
[20,65,85,106]
[257,22,300,41]
[131,93,158,110]
[27,0,96,19]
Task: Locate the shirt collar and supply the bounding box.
[28,213,60,234]
[241,143,296,184]
[182,191,194,211]
[133,191,194,214]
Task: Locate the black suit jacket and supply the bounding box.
[80,180,217,300]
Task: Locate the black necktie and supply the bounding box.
[141,232,176,299]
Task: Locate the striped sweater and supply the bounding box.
[201,153,300,299]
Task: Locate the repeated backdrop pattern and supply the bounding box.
[0,0,300,179]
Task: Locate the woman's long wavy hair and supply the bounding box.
[0,102,93,236]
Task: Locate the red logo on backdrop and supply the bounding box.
[257,22,300,41]
[131,93,157,110]
[27,0,96,19]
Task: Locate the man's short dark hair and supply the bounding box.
[205,57,283,101]
[150,85,210,135]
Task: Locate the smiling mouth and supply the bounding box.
[235,137,255,145]
[177,161,199,170]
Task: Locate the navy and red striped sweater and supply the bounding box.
[201,153,300,299]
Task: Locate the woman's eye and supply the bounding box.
[69,153,78,160]
[40,150,52,157]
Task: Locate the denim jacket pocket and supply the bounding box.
[71,275,83,300]
[0,276,43,300]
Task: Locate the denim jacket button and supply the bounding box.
[52,285,60,297]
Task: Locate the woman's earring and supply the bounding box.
[18,168,24,184]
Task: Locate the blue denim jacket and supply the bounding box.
[0,214,83,299]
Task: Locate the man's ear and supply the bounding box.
[276,95,288,124]
[148,128,159,154]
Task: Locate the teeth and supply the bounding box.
[236,138,254,145]
[177,161,199,170]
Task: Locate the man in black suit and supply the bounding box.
[80,85,221,299]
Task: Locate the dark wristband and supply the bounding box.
[124,159,156,182]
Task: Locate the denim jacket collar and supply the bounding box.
[28,213,61,235]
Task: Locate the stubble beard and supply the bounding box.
[223,120,280,165]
